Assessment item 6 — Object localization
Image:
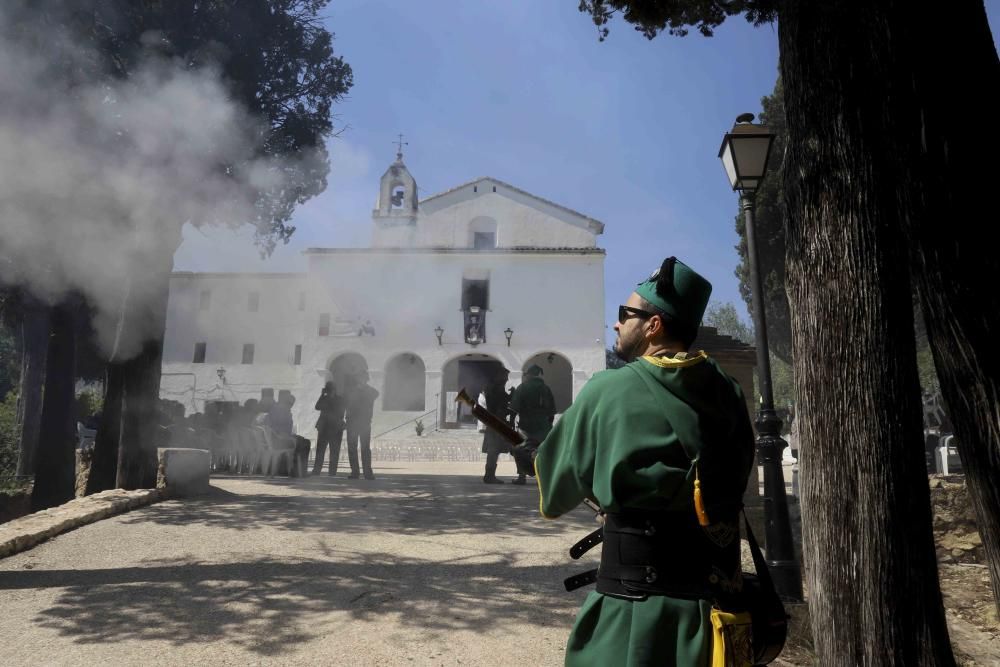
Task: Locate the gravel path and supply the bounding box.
[0,462,599,666]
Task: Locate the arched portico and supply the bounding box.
[327,352,369,393]
[522,351,573,413]
[440,353,506,428]
[383,352,426,411]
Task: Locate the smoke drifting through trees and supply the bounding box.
[0,6,317,362]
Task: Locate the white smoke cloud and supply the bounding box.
[0,8,310,361]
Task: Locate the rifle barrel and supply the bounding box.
[456,388,525,446]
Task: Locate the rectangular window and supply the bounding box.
[297,292,306,311]
[319,313,330,336]
[461,278,490,310]
[248,291,259,312]
[242,343,255,365]
[293,344,302,365]
[192,342,206,364]
[199,290,211,311]
[473,232,496,249]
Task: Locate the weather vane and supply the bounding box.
[394,133,408,158]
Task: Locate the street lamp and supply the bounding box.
[719,113,803,602]
[434,326,444,346]
[504,327,514,347]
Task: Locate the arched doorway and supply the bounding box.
[383,353,426,411]
[440,353,505,428]
[328,352,368,393]
[522,352,573,413]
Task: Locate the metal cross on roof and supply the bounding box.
[394,133,408,158]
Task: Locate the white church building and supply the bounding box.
[160,150,607,439]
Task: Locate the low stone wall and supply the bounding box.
[157,448,211,497]
[931,475,983,564]
[0,488,166,559]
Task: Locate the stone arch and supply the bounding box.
[383,352,426,411]
[522,351,573,413]
[327,352,368,394]
[440,353,506,428]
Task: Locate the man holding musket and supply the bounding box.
[509,364,556,485]
[312,381,345,476]
[534,257,755,665]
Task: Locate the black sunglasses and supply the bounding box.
[618,305,659,323]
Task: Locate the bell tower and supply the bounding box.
[372,135,418,246]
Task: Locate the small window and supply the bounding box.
[242,343,255,365]
[192,342,206,364]
[473,232,496,249]
[297,292,306,311]
[199,290,211,310]
[492,185,496,192]
[473,185,478,193]
[293,344,302,365]
[319,313,330,336]
[248,291,259,312]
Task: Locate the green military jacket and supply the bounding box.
[511,376,556,439]
[534,352,754,667]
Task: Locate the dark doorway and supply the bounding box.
[456,359,504,426]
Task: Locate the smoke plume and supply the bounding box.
[0,5,309,360]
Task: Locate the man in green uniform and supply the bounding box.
[510,364,556,485]
[534,257,755,666]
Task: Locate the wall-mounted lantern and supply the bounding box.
[434,326,444,346]
[504,327,514,347]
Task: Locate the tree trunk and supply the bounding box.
[899,0,1000,617]
[85,363,124,494]
[15,298,49,477]
[30,298,78,511]
[778,3,954,664]
[114,237,177,490]
[115,338,166,489]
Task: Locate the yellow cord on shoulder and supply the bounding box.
[641,350,709,368]
[694,467,711,527]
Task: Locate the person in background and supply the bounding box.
[479,366,513,484]
[509,364,556,485]
[344,372,379,480]
[313,381,347,476]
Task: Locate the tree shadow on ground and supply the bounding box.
[0,554,588,656]
[116,473,593,539]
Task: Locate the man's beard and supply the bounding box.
[614,332,641,362]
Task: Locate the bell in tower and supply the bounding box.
[372,134,418,246]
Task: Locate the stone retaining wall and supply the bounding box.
[0,488,166,559]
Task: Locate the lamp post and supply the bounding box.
[434,326,444,346]
[504,327,514,347]
[719,113,803,602]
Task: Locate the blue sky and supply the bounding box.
[174,1,1000,337]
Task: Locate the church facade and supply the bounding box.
[160,151,607,439]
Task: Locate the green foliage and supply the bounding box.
[0,391,17,452]
[0,323,19,403]
[414,419,424,436]
[702,301,754,345]
[577,0,777,40]
[74,388,103,422]
[916,343,939,394]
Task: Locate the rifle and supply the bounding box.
[455,388,524,446]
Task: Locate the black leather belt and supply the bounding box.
[563,511,715,601]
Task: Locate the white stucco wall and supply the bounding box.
[163,174,608,441]
[374,178,601,250]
